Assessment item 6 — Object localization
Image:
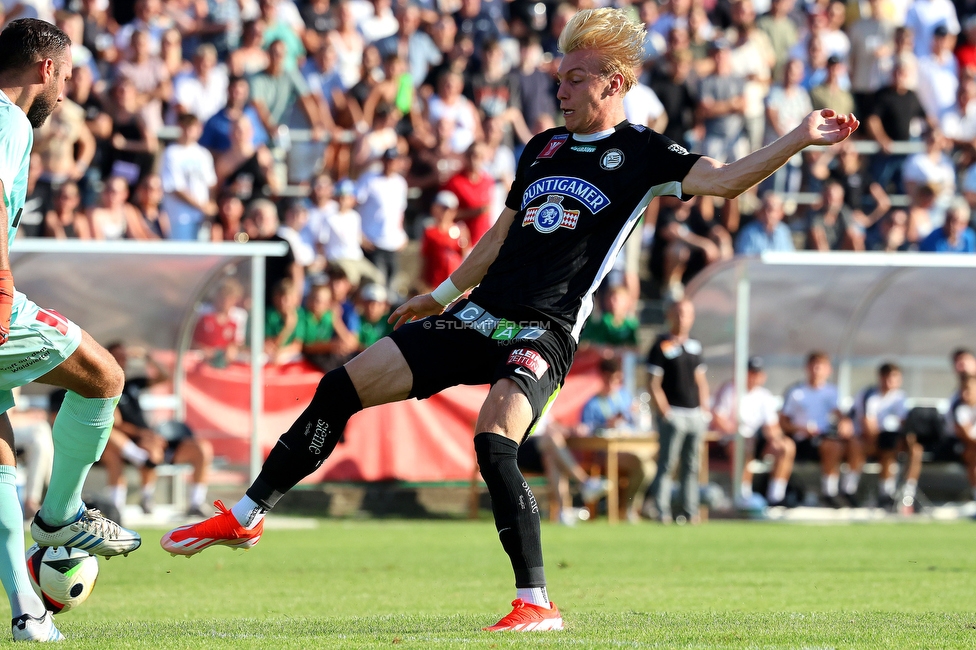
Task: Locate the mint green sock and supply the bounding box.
[0,466,45,617]
[39,392,119,526]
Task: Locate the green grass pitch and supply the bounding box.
[22,519,976,648]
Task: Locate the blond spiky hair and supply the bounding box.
[557,8,646,93]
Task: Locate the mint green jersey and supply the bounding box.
[0,89,33,247]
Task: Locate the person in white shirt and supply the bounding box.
[356,149,408,292]
[321,179,384,286]
[623,73,667,133]
[712,356,796,507]
[161,114,218,240]
[916,25,959,125]
[171,44,230,124]
[852,362,922,510]
[905,0,960,60]
[780,351,861,507]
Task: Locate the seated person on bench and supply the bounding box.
[949,373,976,503]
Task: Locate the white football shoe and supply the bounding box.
[31,506,141,557]
[11,612,64,642]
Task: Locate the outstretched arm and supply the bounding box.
[389,207,517,328]
[682,109,860,199]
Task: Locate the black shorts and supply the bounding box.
[516,436,545,474]
[794,437,822,462]
[877,430,900,451]
[388,299,576,437]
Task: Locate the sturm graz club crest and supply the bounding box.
[522,195,580,233]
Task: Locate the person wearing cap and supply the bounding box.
[711,356,796,507]
[698,38,747,163]
[164,8,859,630]
[316,177,385,288]
[780,351,861,507]
[906,0,960,60]
[421,190,470,291]
[810,55,854,117]
[356,283,393,350]
[357,147,409,293]
[917,23,959,124]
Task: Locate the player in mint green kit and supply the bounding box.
[0,19,142,642]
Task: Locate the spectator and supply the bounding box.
[330,0,366,89]
[780,351,862,508]
[644,299,710,524]
[43,182,91,239]
[115,28,171,135]
[949,373,976,503]
[361,0,398,45]
[919,199,976,252]
[214,116,280,205]
[31,99,95,215]
[103,79,158,187]
[427,70,481,155]
[244,199,302,307]
[301,283,359,373]
[356,283,392,350]
[809,142,890,228]
[161,113,218,241]
[160,27,188,79]
[735,192,795,254]
[264,277,305,364]
[905,0,960,60]
[810,56,855,117]
[698,39,747,163]
[652,195,733,299]
[200,76,269,154]
[301,0,336,53]
[867,208,911,251]
[650,48,698,150]
[905,183,937,247]
[352,101,400,174]
[407,116,467,210]
[453,0,502,55]
[867,61,929,193]
[302,40,358,139]
[198,0,244,61]
[623,66,667,133]
[228,19,270,78]
[903,129,956,211]
[711,356,795,507]
[443,142,495,245]
[806,180,863,251]
[210,192,245,242]
[516,35,557,135]
[917,24,959,125]
[131,174,171,239]
[872,27,918,91]
[580,285,639,350]
[420,190,469,291]
[764,58,811,195]
[328,266,362,334]
[469,39,531,144]
[105,342,213,517]
[376,4,440,89]
[358,148,408,292]
[171,43,229,124]
[580,355,650,522]
[259,0,306,69]
[115,0,171,58]
[277,200,316,270]
[192,278,248,367]
[482,115,516,220]
[847,0,895,117]
[726,0,775,155]
[87,175,157,240]
[250,39,329,144]
[852,362,922,510]
[756,0,799,81]
[940,76,976,151]
[515,414,609,526]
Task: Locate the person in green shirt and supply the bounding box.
[302,283,358,372]
[264,277,305,364]
[357,283,393,350]
[580,285,639,348]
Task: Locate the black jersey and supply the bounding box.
[469,121,702,340]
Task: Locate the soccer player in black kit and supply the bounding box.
[163,7,859,631]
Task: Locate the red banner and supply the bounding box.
[183,350,604,482]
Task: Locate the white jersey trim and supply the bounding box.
[569,180,685,341]
[572,127,616,142]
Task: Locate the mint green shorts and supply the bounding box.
[0,291,82,412]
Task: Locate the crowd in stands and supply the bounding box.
[15,0,976,318]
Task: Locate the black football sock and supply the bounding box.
[246,367,363,509]
[474,432,546,589]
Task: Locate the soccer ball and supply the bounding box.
[25,544,98,613]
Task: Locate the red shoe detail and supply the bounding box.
[160,500,263,556]
[483,599,564,631]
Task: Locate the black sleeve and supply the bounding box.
[640,130,704,201]
[646,337,665,371]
